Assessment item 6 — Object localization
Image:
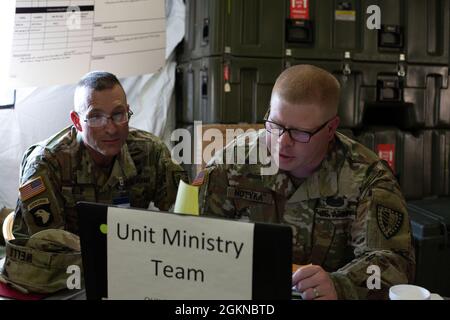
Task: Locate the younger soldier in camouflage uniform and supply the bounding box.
[14,71,187,237]
[196,65,415,300]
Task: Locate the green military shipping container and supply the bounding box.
[355,128,433,200]
[405,0,450,65]
[285,0,363,61]
[176,56,283,124]
[353,0,408,63]
[284,0,450,65]
[361,64,450,129]
[407,198,450,297]
[177,0,285,63]
[432,131,450,197]
[286,59,450,129]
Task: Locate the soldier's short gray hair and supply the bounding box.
[74,71,125,113]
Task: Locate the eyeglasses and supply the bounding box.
[264,118,333,143]
[83,110,133,128]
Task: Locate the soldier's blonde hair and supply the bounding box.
[271,65,341,120]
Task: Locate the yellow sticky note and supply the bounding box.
[174,180,199,216]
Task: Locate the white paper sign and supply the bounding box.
[107,207,255,300]
[10,0,165,87]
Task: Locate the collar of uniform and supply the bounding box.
[76,135,137,187]
[260,170,295,196]
[74,126,84,146]
[74,130,96,184]
[102,143,137,190]
[287,136,344,203]
[118,142,137,179]
[233,130,295,196]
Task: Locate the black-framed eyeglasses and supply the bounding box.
[83,110,133,128]
[264,118,333,143]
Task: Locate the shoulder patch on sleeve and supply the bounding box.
[192,170,206,186]
[27,198,50,211]
[30,205,53,227]
[19,176,46,201]
[376,205,403,239]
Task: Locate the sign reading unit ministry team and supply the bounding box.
[107,207,254,299]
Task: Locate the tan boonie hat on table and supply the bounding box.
[0,229,82,294]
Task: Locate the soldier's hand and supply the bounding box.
[292,264,338,300]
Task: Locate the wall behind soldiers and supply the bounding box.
[0,0,185,209]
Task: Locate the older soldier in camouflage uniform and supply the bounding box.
[14,71,187,237]
[196,65,415,300]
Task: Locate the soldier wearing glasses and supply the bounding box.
[196,65,415,300]
[13,71,187,237]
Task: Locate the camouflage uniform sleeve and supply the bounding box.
[13,146,65,237]
[152,143,188,211]
[329,161,415,300]
[197,165,237,219]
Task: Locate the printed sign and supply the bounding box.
[377,144,395,172]
[290,0,309,20]
[107,207,254,299]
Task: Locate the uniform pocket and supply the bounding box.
[129,184,150,208]
[312,216,353,271]
[311,218,335,266]
[61,185,96,208]
[248,203,278,223]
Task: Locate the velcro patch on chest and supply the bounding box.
[192,170,205,186]
[315,196,358,219]
[315,209,355,219]
[227,187,274,205]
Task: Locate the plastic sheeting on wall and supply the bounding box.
[0,0,185,208]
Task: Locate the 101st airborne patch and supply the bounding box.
[376,205,403,239]
[28,198,53,227]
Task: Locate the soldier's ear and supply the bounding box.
[71,111,83,132]
[328,116,340,141]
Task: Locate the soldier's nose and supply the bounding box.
[104,118,118,134]
[279,130,294,147]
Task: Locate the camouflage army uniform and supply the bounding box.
[14,126,187,236]
[198,130,415,300]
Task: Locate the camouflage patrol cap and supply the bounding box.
[0,229,82,294]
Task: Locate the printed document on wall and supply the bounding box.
[10,0,165,87]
